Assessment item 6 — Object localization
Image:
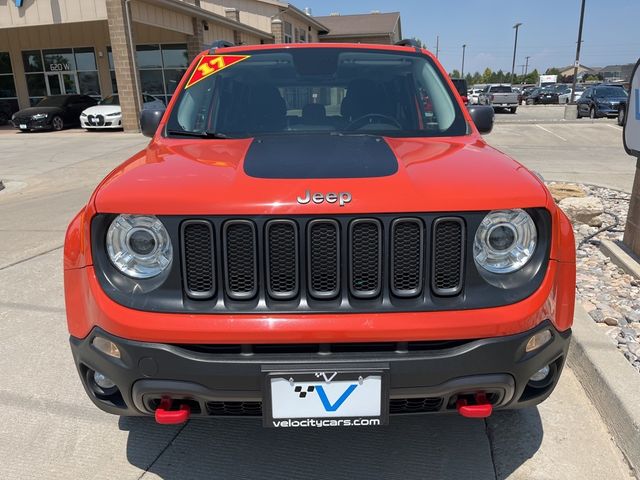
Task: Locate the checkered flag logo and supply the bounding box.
[294,385,315,398]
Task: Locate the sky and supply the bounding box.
[303,0,640,75]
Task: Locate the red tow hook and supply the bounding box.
[456,393,493,418]
[154,397,191,425]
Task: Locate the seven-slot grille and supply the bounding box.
[181,216,466,304]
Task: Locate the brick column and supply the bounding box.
[623,159,640,256]
[106,0,141,133]
[187,17,205,62]
[271,18,283,44]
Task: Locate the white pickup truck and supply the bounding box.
[478,84,519,113]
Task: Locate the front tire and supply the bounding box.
[589,106,596,119]
[510,107,517,114]
[51,115,64,131]
[618,107,625,126]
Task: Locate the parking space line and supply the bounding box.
[607,124,623,131]
[535,124,567,142]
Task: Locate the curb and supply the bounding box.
[600,239,640,280]
[568,304,640,477]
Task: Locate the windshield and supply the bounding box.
[99,95,120,105]
[36,96,68,107]
[490,86,512,93]
[596,87,627,98]
[166,48,467,138]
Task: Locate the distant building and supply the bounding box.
[315,12,402,45]
[598,64,635,83]
[556,64,599,81]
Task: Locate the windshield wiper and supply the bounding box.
[166,129,231,139]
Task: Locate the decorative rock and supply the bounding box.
[628,343,640,356]
[604,317,620,326]
[589,309,605,323]
[547,183,586,202]
[625,311,640,323]
[559,196,604,226]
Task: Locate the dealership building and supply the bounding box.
[1,1,399,131]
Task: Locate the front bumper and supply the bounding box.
[12,118,51,130]
[70,321,570,418]
[81,115,122,128]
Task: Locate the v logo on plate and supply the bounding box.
[315,384,357,412]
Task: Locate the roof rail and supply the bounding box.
[209,40,235,53]
[395,39,421,49]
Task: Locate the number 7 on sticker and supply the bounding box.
[185,55,250,88]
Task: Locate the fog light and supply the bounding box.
[92,337,121,358]
[93,370,116,390]
[525,330,552,353]
[530,365,550,383]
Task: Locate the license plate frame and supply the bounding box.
[19,124,27,129]
[262,363,389,428]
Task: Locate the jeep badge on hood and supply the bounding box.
[297,190,352,206]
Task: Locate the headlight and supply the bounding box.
[80,112,88,117]
[31,113,48,120]
[106,215,172,279]
[473,209,537,274]
[106,111,121,117]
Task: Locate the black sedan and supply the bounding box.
[576,85,628,119]
[526,88,559,105]
[11,94,97,132]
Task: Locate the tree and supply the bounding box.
[545,67,562,76]
[449,69,461,78]
[482,68,493,83]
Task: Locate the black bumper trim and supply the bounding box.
[69,320,571,417]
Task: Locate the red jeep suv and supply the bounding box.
[64,41,575,428]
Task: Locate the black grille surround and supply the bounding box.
[91,209,552,314]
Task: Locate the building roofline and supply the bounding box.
[149,0,273,40]
[279,4,329,32]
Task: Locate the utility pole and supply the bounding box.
[461,44,466,77]
[524,56,530,77]
[570,0,586,103]
[511,22,523,84]
[519,64,526,76]
[436,35,440,58]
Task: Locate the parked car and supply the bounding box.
[527,87,559,105]
[65,41,575,426]
[80,94,165,130]
[576,85,628,119]
[467,88,484,105]
[450,78,468,105]
[11,94,97,132]
[520,87,539,104]
[479,84,518,113]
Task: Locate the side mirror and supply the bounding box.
[140,108,165,138]
[468,105,494,134]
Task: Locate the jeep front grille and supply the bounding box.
[180,214,466,311]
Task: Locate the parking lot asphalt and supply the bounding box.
[0,114,636,479]
[487,105,634,192]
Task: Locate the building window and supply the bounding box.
[0,52,18,120]
[136,43,187,105]
[22,48,100,105]
[107,47,117,93]
[283,22,293,43]
[299,29,307,43]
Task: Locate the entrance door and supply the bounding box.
[45,72,79,96]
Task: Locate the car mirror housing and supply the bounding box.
[468,105,494,134]
[140,109,165,138]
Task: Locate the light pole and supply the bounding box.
[570,0,586,103]
[524,56,530,78]
[511,22,522,84]
[436,35,440,58]
[461,44,466,77]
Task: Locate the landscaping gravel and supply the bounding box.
[549,182,640,374]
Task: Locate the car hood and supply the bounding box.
[94,135,550,215]
[595,96,627,103]
[15,106,63,116]
[82,105,120,115]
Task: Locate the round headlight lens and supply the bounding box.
[473,209,537,274]
[106,215,172,278]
